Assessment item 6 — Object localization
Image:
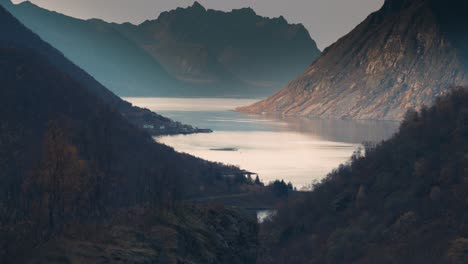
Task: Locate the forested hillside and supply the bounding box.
[259,88,468,263]
[0,6,258,263]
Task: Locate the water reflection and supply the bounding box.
[157,130,358,188]
[125,98,400,188]
[260,115,399,144]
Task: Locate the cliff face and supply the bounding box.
[238,0,468,120]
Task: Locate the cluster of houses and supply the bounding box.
[142,122,212,135]
[143,124,165,130]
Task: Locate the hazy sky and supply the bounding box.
[12,0,385,50]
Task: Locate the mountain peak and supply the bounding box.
[190,1,206,12]
[231,7,257,16]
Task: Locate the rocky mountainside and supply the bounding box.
[238,0,468,120]
[116,1,320,97]
[3,0,320,97]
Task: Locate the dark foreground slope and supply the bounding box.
[0,0,207,136]
[259,88,468,263]
[239,0,468,120]
[4,0,320,97]
[0,6,257,263]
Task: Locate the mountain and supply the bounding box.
[4,0,320,97]
[238,0,468,120]
[0,0,208,136]
[1,0,182,97]
[0,5,257,262]
[115,1,320,97]
[258,87,468,263]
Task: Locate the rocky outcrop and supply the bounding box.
[238,0,468,120]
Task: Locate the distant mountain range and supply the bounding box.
[238,0,468,120]
[3,0,320,97]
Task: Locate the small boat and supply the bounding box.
[209,147,238,152]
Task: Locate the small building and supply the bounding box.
[143,124,154,129]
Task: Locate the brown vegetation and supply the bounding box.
[0,7,259,262]
[259,88,468,263]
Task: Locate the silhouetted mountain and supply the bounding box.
[0,0,208,136]
[2,0,182,97]
[4,0,320,97]
[116,1,320,97]
[258,87,468,263]
[239,0,468,120]
[0,5,257,262]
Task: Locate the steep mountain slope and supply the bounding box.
[4,0,320,97]
[0,6,257,262]
[2,0,182,97]
[116,1,320,97]
[0,0,206,136]
[259,88,468,263]
[239,0,468,120]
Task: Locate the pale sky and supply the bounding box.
[12,0,385,50]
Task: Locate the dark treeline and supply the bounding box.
[0,6,257,263]
[259,88,468,263]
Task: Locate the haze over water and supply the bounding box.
[126,98,399,188]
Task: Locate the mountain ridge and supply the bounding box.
[4,0,320,97]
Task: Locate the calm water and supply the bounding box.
[125,98,399,188]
